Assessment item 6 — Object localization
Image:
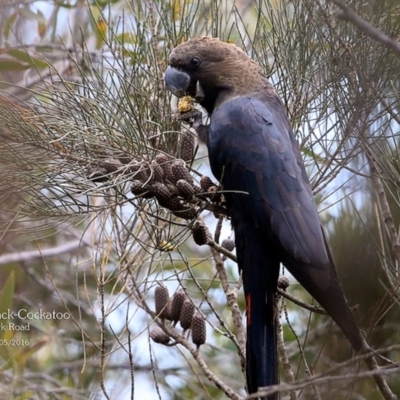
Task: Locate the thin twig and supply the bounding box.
[328,0,400,57]
[246,363,400,399]
[128,272,244,400]
[207,218,247,377]
[0,240,87,266]
[276,297,296,400]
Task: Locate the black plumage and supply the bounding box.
[165,37,368,400]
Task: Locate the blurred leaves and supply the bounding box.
[0,272,15,342]
[4,49,48,69]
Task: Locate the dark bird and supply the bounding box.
[164,37,388,400]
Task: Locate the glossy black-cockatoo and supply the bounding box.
[164,37,371,400]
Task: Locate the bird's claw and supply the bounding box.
[177,108,209,144]
[177,109,203,126]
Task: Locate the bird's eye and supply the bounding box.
[189,57,201,67]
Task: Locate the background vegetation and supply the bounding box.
[0,0,399,399]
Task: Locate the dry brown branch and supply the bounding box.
[208,218,247,376]
[246,363,400,399]
[0,239,87,265]
[329,0,400,57]
[276,295,296,400]
[128,272,244,400]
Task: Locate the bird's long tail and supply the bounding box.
[286,229,365,354]
[237,223,280,400]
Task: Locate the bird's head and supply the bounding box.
[165,37,265,114]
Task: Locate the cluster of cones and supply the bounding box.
[150,286,206,349]
[130,154,221,220]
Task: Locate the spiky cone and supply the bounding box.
[206,185,222,202]
[157,194,184,212]
[150,160,164,181]
[87,167,108,183]
[191,312,206,349]
[200,175,215,192]
[155,154,173,181]
[192,184,207,201]
[221,238,235,261]
[158,196,193,217]
[170,290,186,325]
[170,159,193,185]
[150,182,196,219]
[180,300,195,331]
[277,276,290,291]
[150,327,170,345]
[128,160,149,182]
[221,238,235,252]
[191,220,210,246]
[155,285,170,319]
[180,131,195,162]
[176,179,195,200]
[103,158,122,173]
[172,205,198,220]
[150,182,173,204]
[131,180,152,198]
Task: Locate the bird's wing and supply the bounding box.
[208,95,330,272]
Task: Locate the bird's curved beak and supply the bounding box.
[164,66,205,103]
[164,66,191,98]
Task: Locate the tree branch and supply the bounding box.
[329,0,400,57]
[0,240,86,266]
